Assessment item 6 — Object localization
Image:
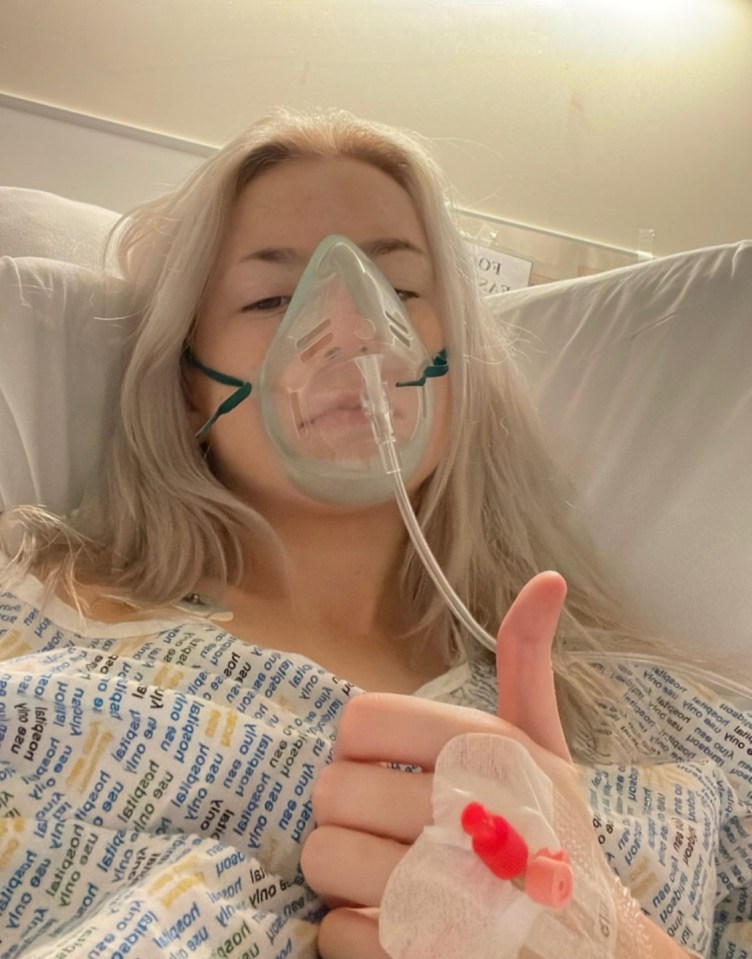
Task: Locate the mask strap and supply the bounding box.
[395,349,449,388]
[183,348,253,439]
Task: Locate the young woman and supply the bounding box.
[0,108,748,959]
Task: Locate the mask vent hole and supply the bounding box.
[385,311,412,347]
[300,331,335,364]
[296,318,332,350]
[290,392,307,435]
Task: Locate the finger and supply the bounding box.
[318,908,389,959]
[496,570,571,761]
[313,761,433,843]
[301,825,406,907]
[333,693,510,769]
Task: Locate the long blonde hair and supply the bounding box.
[1,108,663,755]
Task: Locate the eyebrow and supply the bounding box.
[240,237,428,264]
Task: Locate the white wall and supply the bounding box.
[0,97,207,213]
[1,0,751,257]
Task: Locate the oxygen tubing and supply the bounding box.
[357,353,497,654]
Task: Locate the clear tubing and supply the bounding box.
[389,452,498,655]
[357,354,497,654]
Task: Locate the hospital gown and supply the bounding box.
[0,571,750,958]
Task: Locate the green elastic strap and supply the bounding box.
[184,348,253,439]
[395,348,449,388]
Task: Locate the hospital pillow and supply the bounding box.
[0,187,128,517]
[0,186,750,658]
[0,186,118,269]
[489,241,751,657]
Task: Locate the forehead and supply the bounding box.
[224,156,429,254]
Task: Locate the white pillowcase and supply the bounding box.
[1,187,749,655]
[0,188,126,515]
[0,255,133,516]
[0,186,118,269]
[491,241,752,655]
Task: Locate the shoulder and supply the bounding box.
[0,564,186,640]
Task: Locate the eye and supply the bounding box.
[242,295,292,313]
[395,289,419,303]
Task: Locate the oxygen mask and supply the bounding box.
[187,234,448,505]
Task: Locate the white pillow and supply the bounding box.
[0,189,128,514]
[0,255,133,516]
[0,186,118,269]
[491,241,752,655]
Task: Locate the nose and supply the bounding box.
[320,282,378,362]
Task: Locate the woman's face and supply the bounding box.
[188,155,449,513]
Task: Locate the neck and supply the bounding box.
[239,497,411,638]
[203,493,455,693]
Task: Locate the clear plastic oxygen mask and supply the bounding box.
[189,234,447,505]
[257,234,442,505]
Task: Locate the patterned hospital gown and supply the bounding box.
[0,570,750,958]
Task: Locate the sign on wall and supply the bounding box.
[468,242,532,293]
[460,210,648,292]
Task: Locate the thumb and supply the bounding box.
[496,571,571,762]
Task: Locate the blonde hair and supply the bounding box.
[1,108,663,756]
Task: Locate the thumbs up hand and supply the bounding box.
[301,572,688,959]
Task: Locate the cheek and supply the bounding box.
[192,311,279,382]
[202,400,289,497]
[411,302,445,357]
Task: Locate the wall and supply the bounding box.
[0,96,208,213]
[1,0,751,257]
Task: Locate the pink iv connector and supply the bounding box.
[461,801,574,909]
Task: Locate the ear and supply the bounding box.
[495,571,571,762]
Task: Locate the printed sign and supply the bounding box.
[468,242,532,295]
